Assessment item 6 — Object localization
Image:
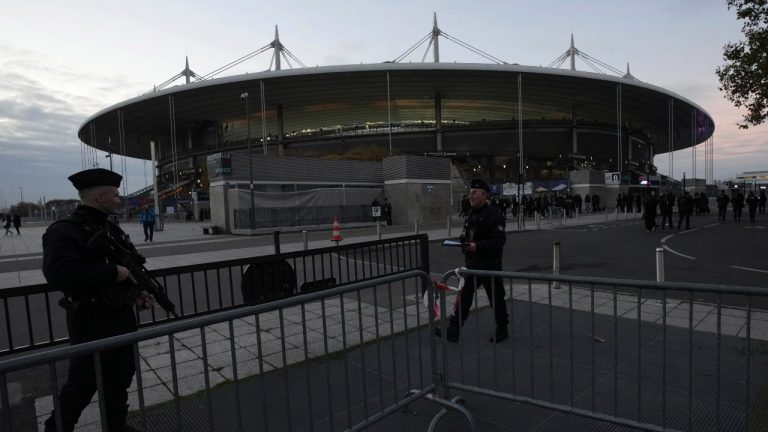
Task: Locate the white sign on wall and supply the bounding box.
[605,172,621,185]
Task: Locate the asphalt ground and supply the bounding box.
[5,212,766,288]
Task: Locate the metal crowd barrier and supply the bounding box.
[432,268,768,432]
[0,270,474,432]
[0,234,428,356]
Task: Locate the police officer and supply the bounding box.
[43,168,153,432]
[677,191,694,230]
[716,189,730,221]
[439,179,508,343]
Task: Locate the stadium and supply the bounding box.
[77,23,715,233]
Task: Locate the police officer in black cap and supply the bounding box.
[43,168,153,432]
[440,179,508,342]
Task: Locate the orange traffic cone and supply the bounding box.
[331,216,343,244]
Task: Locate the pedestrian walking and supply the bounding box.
[732,190,744,222]
[139,205,156,242]
[643,194,658,232]
[660,193,675,229]
[13,213,21,235]
[436,179,508,343]
[677,192,693,230]
[716,190,730,221]
[383,198,393,226]
[746,191,758,222]
[4,214,13,236]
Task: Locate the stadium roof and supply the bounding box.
[79,62,714,161]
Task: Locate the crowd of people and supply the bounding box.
[462,192,604,220]
[639,188,765,232]
[459,187,766,231]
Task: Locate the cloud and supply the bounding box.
[0,43,148,201]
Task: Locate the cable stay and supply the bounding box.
[201,43,273,80]
[391,32,432,63]
[390,13,507,64]
[547,34,637,80]
[145,26,306,94]
[441,32,507,64]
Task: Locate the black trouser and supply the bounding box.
[45,304,136,432]
[452,271,508,329]
[718,206,727,220]
[678,211,690,229]
[143,221,155,241]
[661,212,674,228]
[733,207,742,221]
[749,207,757,222]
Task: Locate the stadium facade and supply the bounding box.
[77,31,715,233]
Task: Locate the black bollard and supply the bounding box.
[273,231,281,254]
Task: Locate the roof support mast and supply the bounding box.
[273,26,282,71]
[569,34,576,71]
[432,13,440,63]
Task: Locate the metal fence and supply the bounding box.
[233,205,371,229]
[0,270,474,432]
[432,269,768,432]
[0,234,428,356]
[3,266,766,431]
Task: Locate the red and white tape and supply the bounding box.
[423,267,465,318]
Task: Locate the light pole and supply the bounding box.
[19,186,23,215]
[682,172,686,194]
[241,91,255,230]
[106,137,113,171]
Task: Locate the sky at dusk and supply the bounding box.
[0,0,765,206]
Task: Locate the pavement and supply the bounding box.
[2,209,767,431]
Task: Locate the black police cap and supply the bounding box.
[68,168,122,191]
[470,179,490,193]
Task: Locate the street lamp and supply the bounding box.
[241,91,255,230]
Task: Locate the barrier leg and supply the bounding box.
[552,241,561,289]
[419,393,476,432]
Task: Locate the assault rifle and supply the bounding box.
[87,228,178,318]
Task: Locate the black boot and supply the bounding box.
[489,325,508,343]
[434,317,461,342]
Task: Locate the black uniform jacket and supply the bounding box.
[462,203,506,270]
[43,205,137,340]
[43,205,119,301]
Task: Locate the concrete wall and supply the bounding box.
[569,169,607,208]
[208,182,230,232]
[383,155,452,224]
[384,182,451,225]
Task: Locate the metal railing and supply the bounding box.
[0,235,428,356]
[0,270,474,432]
[233,205,371,229]
[432,268,768,432]
[3,266,767,430]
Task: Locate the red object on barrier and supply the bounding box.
[425,279,464,319]
[331,216,343,243]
